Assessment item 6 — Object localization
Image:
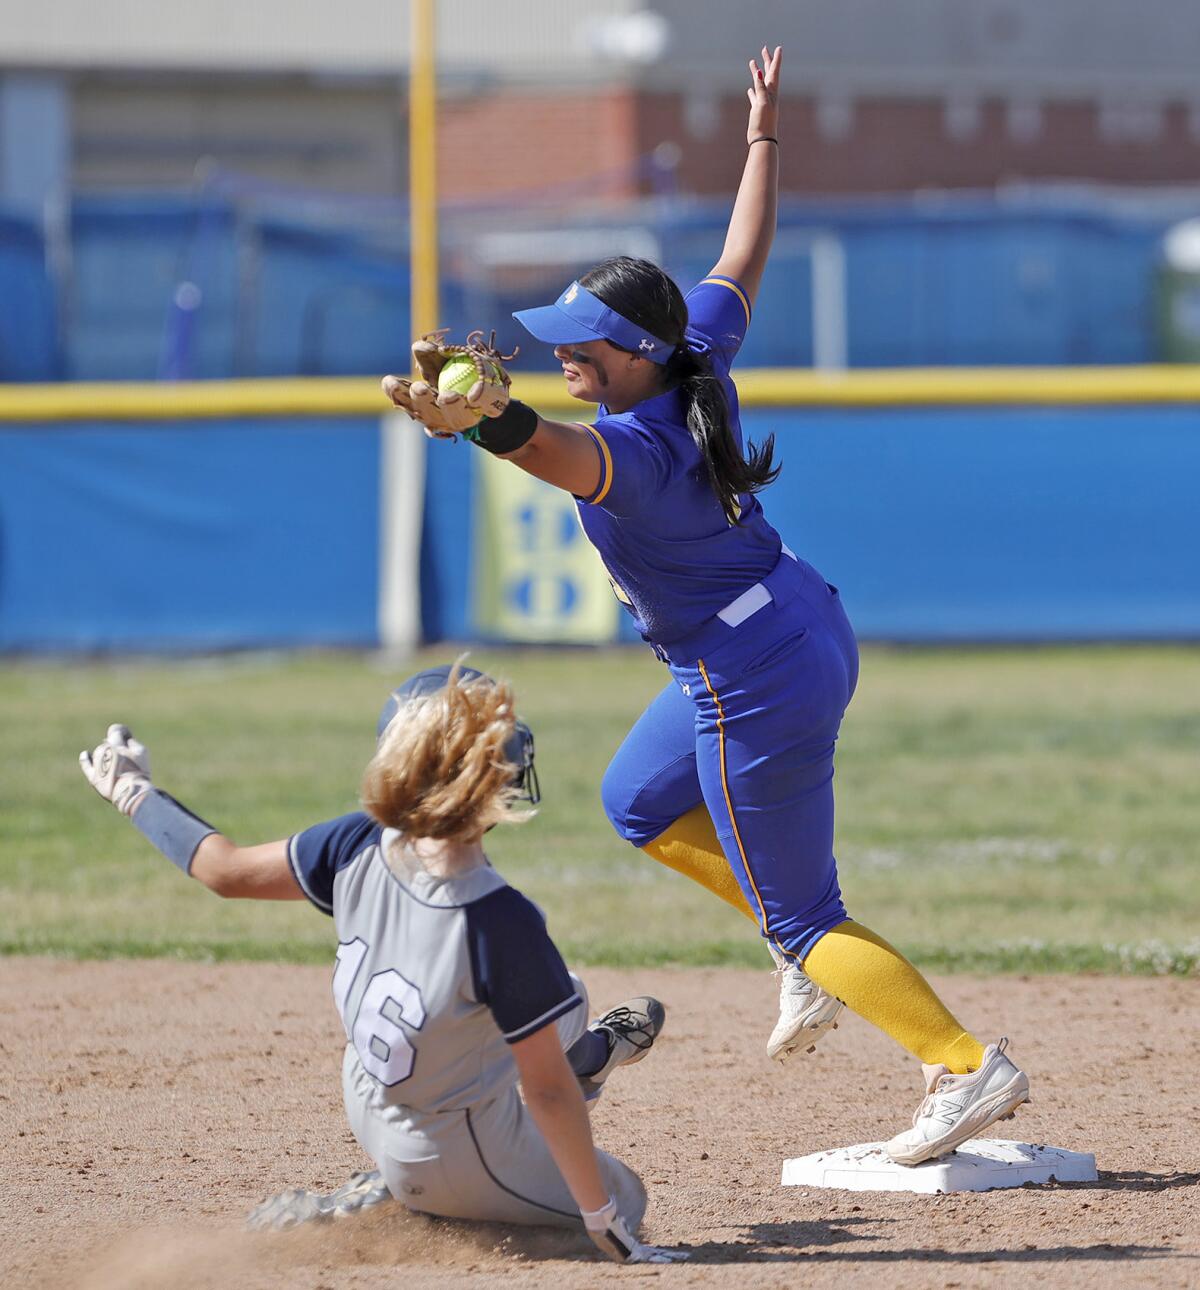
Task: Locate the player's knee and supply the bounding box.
[601,757,691,847]
[605,1158,647,1232]
[600,762,639,841]
[600,771,660,846]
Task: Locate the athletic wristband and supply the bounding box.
[131,789,218,874]
[463,400,539,454]
[580,1196,618,1231]
[749,135,779,146]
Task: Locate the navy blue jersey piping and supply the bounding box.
[465,1107,580,1222]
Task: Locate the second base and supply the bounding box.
[781,1139,1097,1194]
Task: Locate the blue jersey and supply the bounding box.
[573,275,783,645]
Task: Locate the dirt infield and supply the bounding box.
[2,960,1197,1289]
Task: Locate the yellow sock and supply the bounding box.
[803,921,985,1073]
[641,804,756,921]
[641,812,984,1073]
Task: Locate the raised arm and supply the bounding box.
[710,45,782,308]
[80,723,304,900]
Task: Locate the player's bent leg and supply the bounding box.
[601,680,701,843]
[677,575,886,1059]
[643,804,757,918]
[681,635,852,1059]
[342,1037,649,1233]
[604,668,843,1057]
[673,797,844,1060]
[558,973,667,1104]
[802,921,985,1073]
[559,972,622,1099]
[602,682,759,917]
[412,1090,645,1231]
[631,790,840,1056]
[683,583,996,1081]
[557,973,591,1050]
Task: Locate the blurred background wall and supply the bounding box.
[1,3,1198,650]
[4,1,1200,382]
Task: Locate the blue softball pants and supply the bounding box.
[601,551,860,960]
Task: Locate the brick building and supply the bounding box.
[3,0,1200,208]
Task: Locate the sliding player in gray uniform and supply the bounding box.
[79,664,683,1265]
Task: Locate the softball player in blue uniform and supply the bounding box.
[79,666,682,1264]
[386,46,1029,1165]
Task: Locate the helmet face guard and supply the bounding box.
[376,664,541,806]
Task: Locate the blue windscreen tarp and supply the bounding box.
[0,417,380,650]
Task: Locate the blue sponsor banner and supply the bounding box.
[472,452,618,643]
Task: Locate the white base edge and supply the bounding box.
[781,1139,1098,1194]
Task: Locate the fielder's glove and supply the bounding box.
[581,1197,689,1265]
[381,329,514,438]
[79,723,154,817]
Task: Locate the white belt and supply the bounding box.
[716,545,796,627]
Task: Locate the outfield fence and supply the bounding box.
[1,193,1190,383]
[1,368,1197,650]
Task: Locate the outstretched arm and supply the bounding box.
[187,834,302,900]
[80,723,304,900]
[496,416,603,496]
[710,45,782,309]
[382,337,603,498]
[383,371,604,498]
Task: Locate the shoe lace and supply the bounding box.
[600,1006,654,1053]
[913,1073,967,1125]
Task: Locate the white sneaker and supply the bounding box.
[246,1169,391,1230]
[886,1039,1030,1166]
[766,947,843,1062]
[577,996,666,1101]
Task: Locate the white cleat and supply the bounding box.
[577,996,666,1102]
[766,948,843,1062]
[886,1038,1030,1166]
[246,1169,392,1230]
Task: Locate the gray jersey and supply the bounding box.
[288,813,581,1120]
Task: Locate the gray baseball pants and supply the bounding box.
[341,978,647,1231]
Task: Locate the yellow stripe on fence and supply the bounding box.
[0,378,387,422]
[2,367,1200,422]
[733,365,1200,406]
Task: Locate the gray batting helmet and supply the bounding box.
[376,664,540,805]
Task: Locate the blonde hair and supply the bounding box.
[361,663,533,841]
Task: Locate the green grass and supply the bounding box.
[2,646,1198,974]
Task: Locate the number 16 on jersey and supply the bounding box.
[333,938,427,1086]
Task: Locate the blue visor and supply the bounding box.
[513,282,674,364]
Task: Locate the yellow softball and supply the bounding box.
[438,355,490,398]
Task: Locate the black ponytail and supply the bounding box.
[665,344,779,523]
[580,256,779,523]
